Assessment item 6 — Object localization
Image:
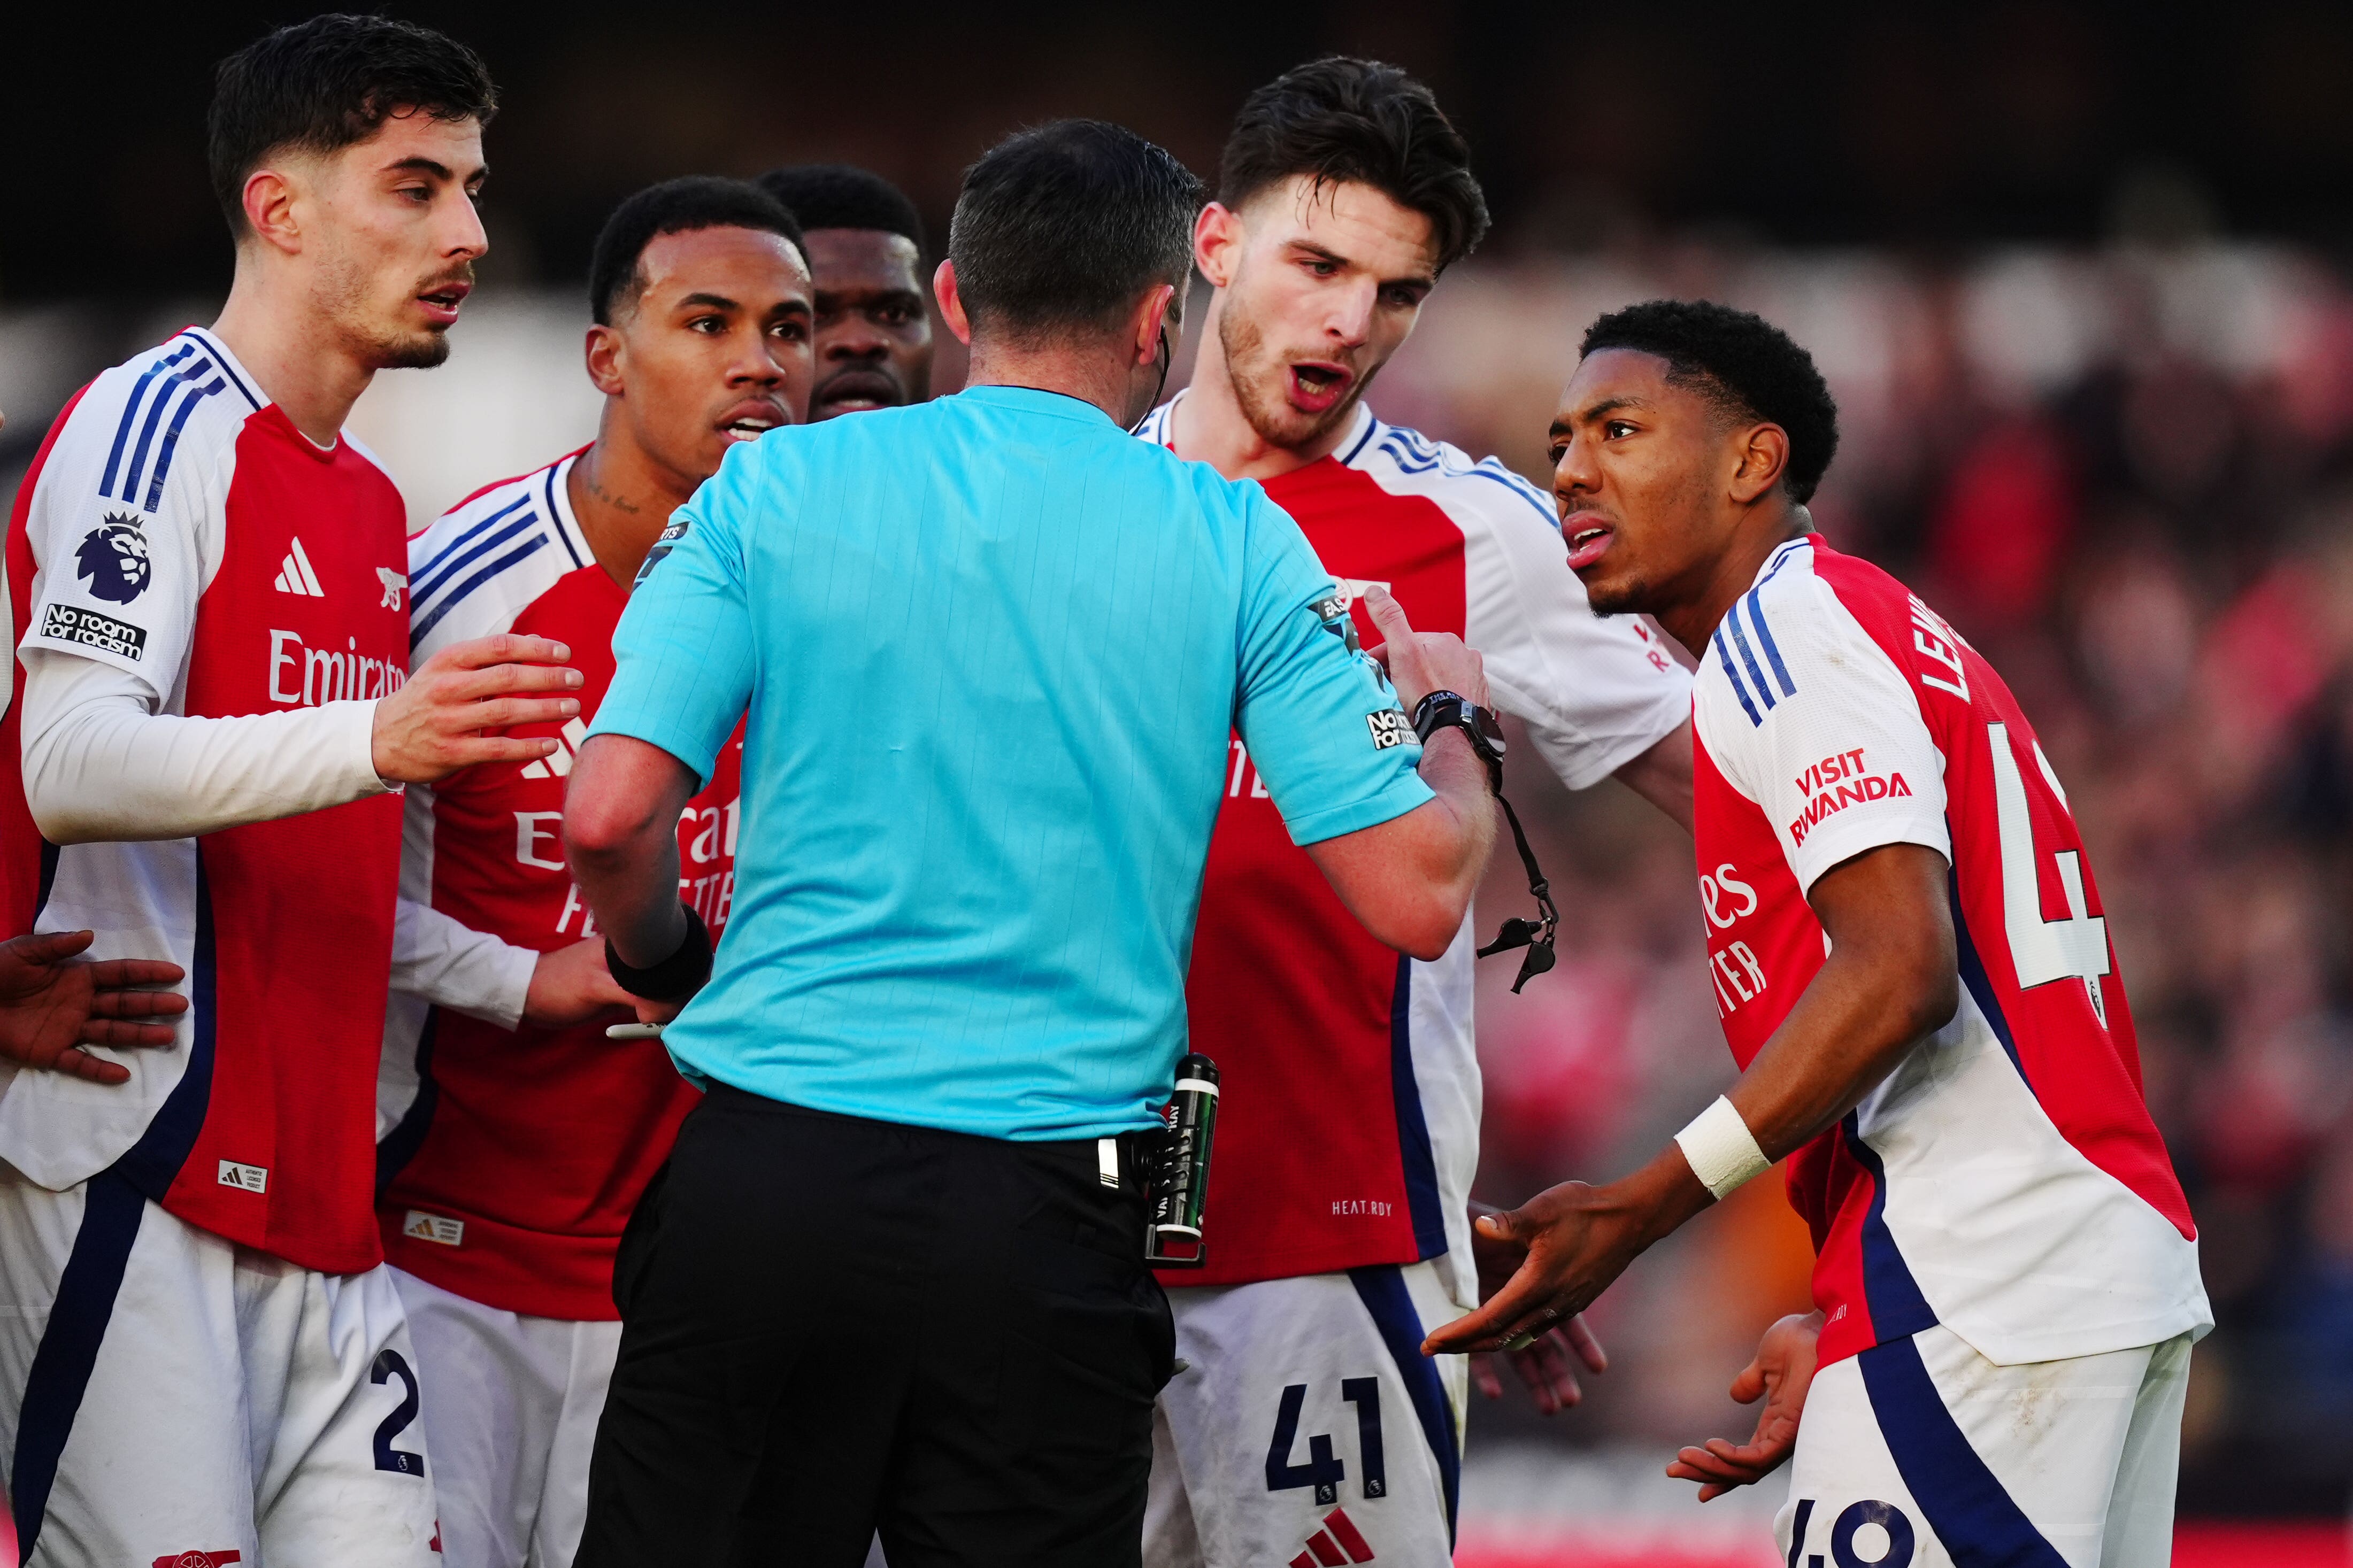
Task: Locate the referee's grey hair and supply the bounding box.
[949,120,1204,342]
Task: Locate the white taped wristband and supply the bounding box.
[1674,1095,1770,1201]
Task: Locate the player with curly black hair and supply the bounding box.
[1428,302,2209,1568]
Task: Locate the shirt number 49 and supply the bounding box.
[1265,1379,1385,1505]
[1986,721,2109,1025]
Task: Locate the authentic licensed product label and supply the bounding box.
[42,601,148,660]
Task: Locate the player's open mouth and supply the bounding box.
[1288,362,1352,414]
[718,401,787,442]
[416,282,471,327]
[1564,518,1615,572]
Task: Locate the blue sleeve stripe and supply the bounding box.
[1467,461,1558,527]
[1713,628,1763,725]
[141,380,226,513]
[117,358,210,508]
[1742,590,1797,697]
[411,509,538,608]
[1724,604,1779,712]
[411,493,535,584]
[98,345,194,499]
[410,535,548,646]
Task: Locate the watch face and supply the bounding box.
[1473,705,1506,753]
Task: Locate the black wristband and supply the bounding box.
[606,903,713,1001]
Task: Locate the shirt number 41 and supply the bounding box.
[1265,1379,1385,1505]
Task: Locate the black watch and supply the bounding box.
[605,903,713,1002]
[1411,690,1505,793]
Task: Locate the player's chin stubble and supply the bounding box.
[1221,309,1355,451]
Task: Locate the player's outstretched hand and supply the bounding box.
[523,938,639,1029]
[373,634,583,785]
[0,929,187,1085]
[1420,1178,1653,1358]
[1666,1310,1823,1501]
[1359,585,1488,714]
[1466,1198,1608,1413]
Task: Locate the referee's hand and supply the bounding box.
[373,634,584,785]
[1359,585,1487,713]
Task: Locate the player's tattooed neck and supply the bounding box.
[583,470,643,514]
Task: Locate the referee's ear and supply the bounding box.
[933,260,973,346]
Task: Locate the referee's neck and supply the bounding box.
[964,338,1136,427]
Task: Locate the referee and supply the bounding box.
[564,120,1498,1566]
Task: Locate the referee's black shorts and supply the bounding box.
[575,1083,1176,1568]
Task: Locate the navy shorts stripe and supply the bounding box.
[11,1170,145,1560]
[1386,957,1448,1260]
[1347,1264,1460,1543]
[1839,1114,1937,1341]
[1858,1333,2070,1568]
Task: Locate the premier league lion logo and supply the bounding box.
[75,514,152,605]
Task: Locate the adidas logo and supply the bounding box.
[1288,1508,1376,1567]
[273,537,325,597]
[520,715,591,779]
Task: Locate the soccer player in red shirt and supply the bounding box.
[756,165,935,419]
[1134,59,1694,1568]
[1429,302,2209,1567]
[376,176,813,1568]
[0,18,581,1563]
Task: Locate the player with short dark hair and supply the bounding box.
[1135,58,1692,1568]
[757,165,935,418]
[1427,300,2210,1567]
[377,173,811,1568]
[564,117,1500,1566]
[0,16,582,1561]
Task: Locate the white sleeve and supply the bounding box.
[19,649,394,843]
[17,370,217,702]
[1459,480,1693,791]
[390,897,536,1028]
[1701,574,1949,894]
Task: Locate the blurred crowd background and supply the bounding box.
[5,0,2351,1540]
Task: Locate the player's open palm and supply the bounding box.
[1421,1180,1649,1357]
[0,929,188,1085]
[1667,1310,1823,1501]
[1466,1198,1608,1413]
[374,634,585,784]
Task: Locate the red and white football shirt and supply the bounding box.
[1693,534,2211,1367]
[3,328,408,1274]
[375,453,740,1320]
[1137,398,1692,1296]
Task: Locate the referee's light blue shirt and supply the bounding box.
[590,384,1431,1141]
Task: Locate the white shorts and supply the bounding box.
[1780,1325,2193,1568]
[1147,1261,1470,1568]
[0,1165,437,1567]
[390,1267,620,1568]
